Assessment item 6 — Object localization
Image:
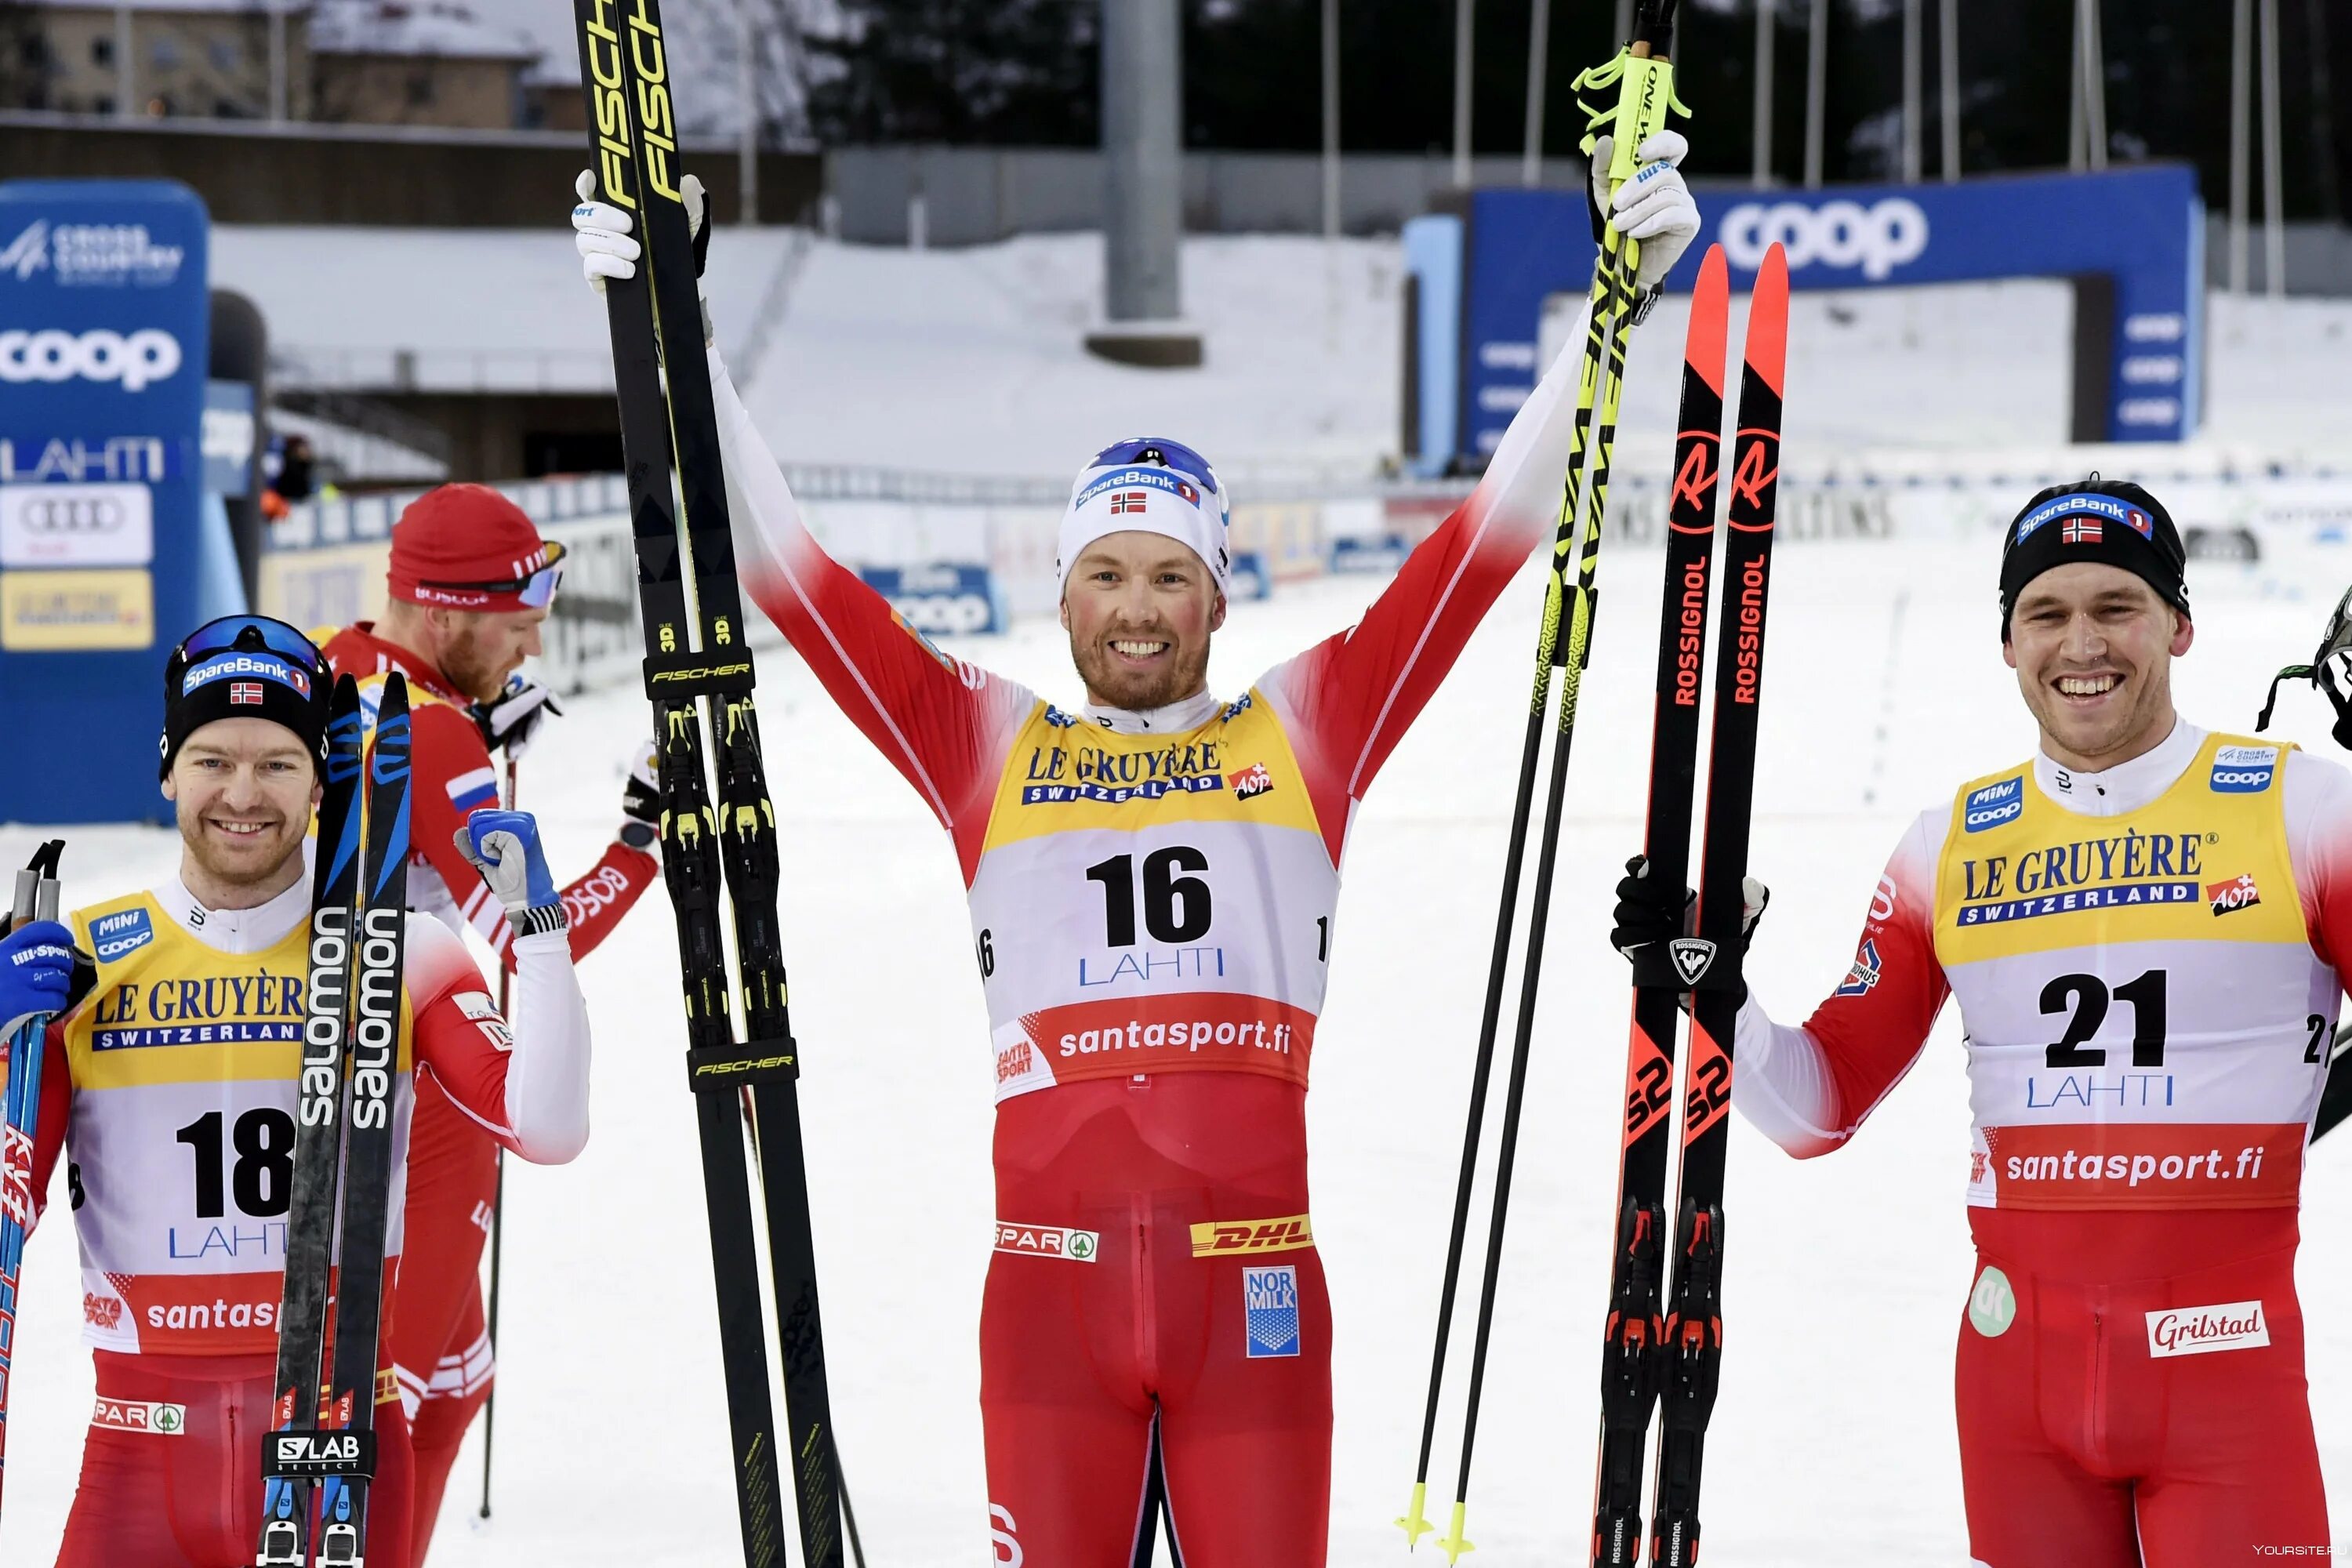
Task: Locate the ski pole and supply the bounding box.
[1402,8,1690,1557]
[0,839,66,1521]
[479,752,517,1519]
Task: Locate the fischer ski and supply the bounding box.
[256,674,412,1567]
[572,0,848,1560]
[0,837,66,1522]
[1591,244,1730,1568]
[256,675,366,1568]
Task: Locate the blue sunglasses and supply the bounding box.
[175,615,325,674]
[1087,437,1222,496]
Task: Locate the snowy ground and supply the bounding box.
[9,515,2352,1563]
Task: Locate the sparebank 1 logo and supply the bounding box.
[1720,198,1930,281]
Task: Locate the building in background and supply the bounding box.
[0,0,540,128]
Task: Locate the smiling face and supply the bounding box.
[1060,530,1226,712]
[2004,561,2193,771]
[162,717,319,907]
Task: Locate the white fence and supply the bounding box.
[263,461,2352,695]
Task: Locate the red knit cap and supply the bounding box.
[387,484,566,612]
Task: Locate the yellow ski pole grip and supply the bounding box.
[1605,43,1690,187]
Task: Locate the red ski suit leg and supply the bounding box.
[388,1073,500,1559]
[980,1076,1332,1567]
[1956,1210,2328,1568]
[56,1350,414,1568]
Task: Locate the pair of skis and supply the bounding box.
[1592,242,1788,1568]
[0,839,67,1522]
[570,0,851,1562]
[1398,2,1690,1558]
[257,673,412,1566]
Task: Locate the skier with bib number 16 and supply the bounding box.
[568,129,1700,1559]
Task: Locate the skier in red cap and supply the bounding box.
[321,481,661,1555]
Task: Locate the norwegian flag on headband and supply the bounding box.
[1111,492,1148,515]
[2063,517,2102,545]
[229,681,264,706]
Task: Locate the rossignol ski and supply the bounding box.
[256,675,366,1567]
[1647,243,1787,1568]
[0,837,66,1523]
[1586,245,1788,1568]
[1590,245,1730,1568]
[257,674,412,1566]
[1398,4,1687,1559]
[572,0,848,1561]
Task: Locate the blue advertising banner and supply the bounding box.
[1454,165,2202,463]
[0,180,211,825]
[858,561,1008,636]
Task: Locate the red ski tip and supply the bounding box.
[1685,245,1730,397]
[1744,244,1789,396]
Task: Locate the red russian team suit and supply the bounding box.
[321,623,653,1556]
[1733,722,2347,1566]
[24,869,589,1567]
[707,304,1591,1562]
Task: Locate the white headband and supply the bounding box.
[1055,464,1231,596]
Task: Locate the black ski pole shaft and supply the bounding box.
[1589,242,1731,1568]
[1648,242,1789,1568]
[479,753,518,1520]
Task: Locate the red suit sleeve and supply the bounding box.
[713,350,1033,880]
[1256,296,1596,862]
[2284,749,2352,983]
[402,915,591,1163]
[404,702,659,970]
[1735,812,1951,1155]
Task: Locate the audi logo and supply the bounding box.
[0,328,183,393]
[16,495,126,533]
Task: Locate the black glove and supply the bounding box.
[1610,855,1771,1000]
[471,675,564,762]
[619,738,660,851]
[1610,854,1693,957]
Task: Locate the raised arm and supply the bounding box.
[709,349,1033,874]
[1733,811,1952,1156]
[1254,295,1596,844]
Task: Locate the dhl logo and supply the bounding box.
[1189,1214,1314,1258]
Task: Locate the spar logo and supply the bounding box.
[2210,745,2279,795]
[1963,775,2024,833]
[1719,198,1929,281]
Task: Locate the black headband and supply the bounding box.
[1998,478,2190,639]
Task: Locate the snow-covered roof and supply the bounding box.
[309,0,543,60]
[14,0,308,14]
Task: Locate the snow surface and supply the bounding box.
[9,522,2352,1563]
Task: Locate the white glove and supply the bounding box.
[572,170,707,279]
[1588,130,1700,292]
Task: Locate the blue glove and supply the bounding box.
[1,919,76,1042]
[455,811,566,938]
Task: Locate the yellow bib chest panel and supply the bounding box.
[61,891,416,1354]
[1933,736,2331,1210]
[971,693,1338,1100]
